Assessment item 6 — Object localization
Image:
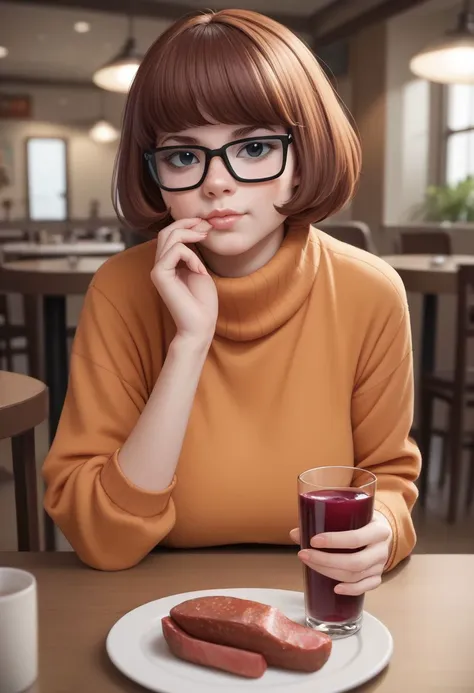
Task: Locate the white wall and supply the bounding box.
[0,84,125,218]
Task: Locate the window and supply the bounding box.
[445,84,474,186]
[26,137,68,220]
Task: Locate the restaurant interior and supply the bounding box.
[0,0,473,691]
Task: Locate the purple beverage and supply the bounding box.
[297,467,376,638]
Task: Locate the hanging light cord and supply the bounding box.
[460,0,474,33]
[128,14,134,40]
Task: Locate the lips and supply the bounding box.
[205,210,244,230]
[205,209,242,220]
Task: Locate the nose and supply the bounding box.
[201,155,237,198]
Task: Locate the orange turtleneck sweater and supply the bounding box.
[42,226,421,571]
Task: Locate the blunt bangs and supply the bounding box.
[135,23,297,147]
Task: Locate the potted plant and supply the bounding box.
[415,176,474,222]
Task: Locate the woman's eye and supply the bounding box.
[167,151,199,167]
[237,141,272,158]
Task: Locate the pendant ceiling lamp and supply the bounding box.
[89,91,119,143]
[410,0,474,84]
[89,119,119,143]
[93,15,142,93]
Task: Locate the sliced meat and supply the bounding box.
[169,596,332,673]
[161,616,267,679]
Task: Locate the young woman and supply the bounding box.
[43,9,420,593]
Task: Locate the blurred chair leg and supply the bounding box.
[467,446,474,511]
[23,295,43,380]
[439,431,450,490]
[5,338,14,371]
[1,295,15,371]
[419,386,434,507]
[447,399,464,524]
[0,335,14,371]
[11,428,40,551]
[44,511,56,552]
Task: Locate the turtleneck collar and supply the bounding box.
[205,224,320,342]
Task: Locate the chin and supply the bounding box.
[202,230,259,256]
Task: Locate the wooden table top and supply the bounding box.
[0,256,110,295]
[0,370,48,438]
[1,551,472,693]
[382,254,474,294]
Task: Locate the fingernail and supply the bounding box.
[310,536,325,548]
[298,550,310,561]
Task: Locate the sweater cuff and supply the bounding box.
[100,449,177,518]
[374,494,399,571]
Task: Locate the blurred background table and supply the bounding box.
[381,254,474,381]
[0,257,111,549]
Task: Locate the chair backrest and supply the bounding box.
[400,230,452,256]
[319,221,375,253]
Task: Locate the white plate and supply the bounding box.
[106,587,393,693]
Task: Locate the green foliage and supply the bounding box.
[415,176,474,222]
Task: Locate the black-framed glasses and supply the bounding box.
[144,133,293,192]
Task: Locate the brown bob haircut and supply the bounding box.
[113,9,361,235]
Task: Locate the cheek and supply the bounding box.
[245,177,293,219]
[161,191,199,220]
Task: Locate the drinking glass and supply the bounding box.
[298,466,376,638]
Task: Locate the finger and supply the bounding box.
[160,225,211,258]
[310,521,391,551]
[155,218,203,258]
[289,528,300,544]
[298,543,388,573]
[301,561,385,585]
[334,574,382,597]
[157,243,208,275]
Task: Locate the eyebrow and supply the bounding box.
[159,125,277,147]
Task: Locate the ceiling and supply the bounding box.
[0,2,169,82]
[0,0,334,84]
[0,0,456,86]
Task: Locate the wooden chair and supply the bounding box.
[400,230,452,256]
[319,221,376,253]
[0,294,13,370]
[419,265,474,522]
[0,293,30,372]
[0,370,48,550]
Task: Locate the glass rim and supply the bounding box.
[298,466,376,490]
